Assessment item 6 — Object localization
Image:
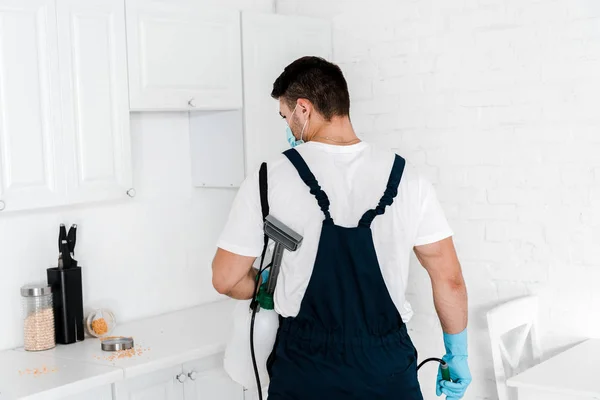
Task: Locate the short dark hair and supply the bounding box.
[271,56,350,121]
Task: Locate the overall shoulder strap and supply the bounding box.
[283,148,333,224]
[259,162,269,221]
[358,154,406,228]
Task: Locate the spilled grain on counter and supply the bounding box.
[19,365,58,376]
[94,343,151,363]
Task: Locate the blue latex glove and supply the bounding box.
[436,329,472,400]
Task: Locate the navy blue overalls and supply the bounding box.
[267,148,423,399]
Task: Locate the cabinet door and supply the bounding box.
[183,353,244,400]
[61,384,113,400]
[189,110,245,188]
[57,0,133,204]
[126,0,243,111]
[0,0,65,212]
[241,13,332,174]
[114,365,184,400]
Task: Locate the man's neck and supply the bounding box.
[308,116,360,146]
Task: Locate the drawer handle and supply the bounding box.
[126,188,136,198]
[188,98,196,108]
[0,200,4,211]
[188,370,198,381]
[176,373,187,383]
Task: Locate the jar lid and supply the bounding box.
[101,337,134,352]
[20,283,52,297]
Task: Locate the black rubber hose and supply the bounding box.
[250,305,263,400]
[417,357,446,370]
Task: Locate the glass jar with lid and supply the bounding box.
[21,283,55,351]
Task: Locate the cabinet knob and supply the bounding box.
[188,98,196,108]
[126,188,136,198]
[0,200,4,211]
[176,373,187,383]
[188,370,198,381]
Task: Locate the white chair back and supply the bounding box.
[486,296,542,400]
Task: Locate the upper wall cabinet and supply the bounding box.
[126,0,243,111]
[0,0,132,213]
[57,0,133,204]
[241,13,332,174]
[0,0,65,212]
[187,13,331,188]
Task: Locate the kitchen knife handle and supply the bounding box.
[59,224,67,252]
[67,224,77,254]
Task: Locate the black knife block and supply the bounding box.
[47,267,84,344]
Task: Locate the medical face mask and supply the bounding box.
[286,126,303,148]
[286,105,308,148]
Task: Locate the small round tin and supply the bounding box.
[101,337,134,352]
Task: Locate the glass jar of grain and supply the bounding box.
[21,284,55,351]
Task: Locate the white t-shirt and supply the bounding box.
[217,141,453,322]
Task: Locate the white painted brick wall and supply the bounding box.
[277,0,600,398]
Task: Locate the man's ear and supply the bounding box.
[297,98,313,116]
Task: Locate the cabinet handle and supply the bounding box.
[188,98,196,108]
[188,370,198,381]
[0,200,4,211]
[176,373,187,383]
[126,188,136,198]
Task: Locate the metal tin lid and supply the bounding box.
[20,283,52,297]
[101,337,134,352]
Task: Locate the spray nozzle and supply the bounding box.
[440,361,451,381]
[417,358,452,382]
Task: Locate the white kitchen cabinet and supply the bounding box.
[189,110,245,188]
[0,0,133,213]
[183,354,243,400]
[241,13,332,174]
[114,354,243,400]
[126,0,243,111]
[0,0,65,212]
[57,0,133,204]
[189,12,332,187]
[61,385,114,400]
[114,365,185,400]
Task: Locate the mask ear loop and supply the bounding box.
[300,107,309,142]
[289,104,299,138]
[301,118,308,142]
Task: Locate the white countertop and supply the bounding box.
[1,299,236,399]
[0,347,121,400]
[507,338,600,397]
[28,299,236,378]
